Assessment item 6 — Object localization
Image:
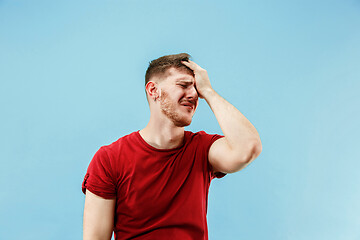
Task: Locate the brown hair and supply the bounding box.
[145,53,194,85]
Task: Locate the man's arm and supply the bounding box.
[83,190,116,240]
[182,60,262,173]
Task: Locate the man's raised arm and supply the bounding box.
[182,60,262,174]
[83,190,116,240]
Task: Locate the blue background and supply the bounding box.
[1,0,359,239]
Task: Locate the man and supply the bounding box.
[82,53,262,240]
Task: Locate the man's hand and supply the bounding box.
[182,60,213,99]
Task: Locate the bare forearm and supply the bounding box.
[202,88,261,151]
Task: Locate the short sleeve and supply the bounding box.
[82,147,116,199]
[198,131,227,180]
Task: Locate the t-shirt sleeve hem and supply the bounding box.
[211,170,227,179]
[82,185,116,199]
[81,171,117,199]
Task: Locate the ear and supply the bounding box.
[145,81,159,101]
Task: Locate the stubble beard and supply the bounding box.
[160,90,192,127]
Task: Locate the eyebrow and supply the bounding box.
[175,78,194,84]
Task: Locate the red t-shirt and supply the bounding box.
[82,130,225,240]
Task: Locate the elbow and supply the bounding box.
[220,139,262,174]
[245,139,262,162]
[251,140,262,160]
[236,140,262,169]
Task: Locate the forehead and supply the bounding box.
[163,67,194,84]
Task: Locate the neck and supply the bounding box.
[139,114,185,149]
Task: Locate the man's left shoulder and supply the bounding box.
[185,130,223,143]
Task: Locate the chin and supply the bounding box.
[173,117,192,127]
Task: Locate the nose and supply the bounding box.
[186,85,199,101]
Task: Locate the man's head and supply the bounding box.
[145,53,194,87]
[145,53,198,127]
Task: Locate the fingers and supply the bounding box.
[181,60,202,71]
[181,60,192,69]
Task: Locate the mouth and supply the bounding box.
[182,105,193,110]
[180,100,196,110]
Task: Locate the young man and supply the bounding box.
[82,53,262,240]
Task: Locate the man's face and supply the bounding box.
[158,68,198,127]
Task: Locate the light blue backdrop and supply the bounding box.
[1,0,359,239]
